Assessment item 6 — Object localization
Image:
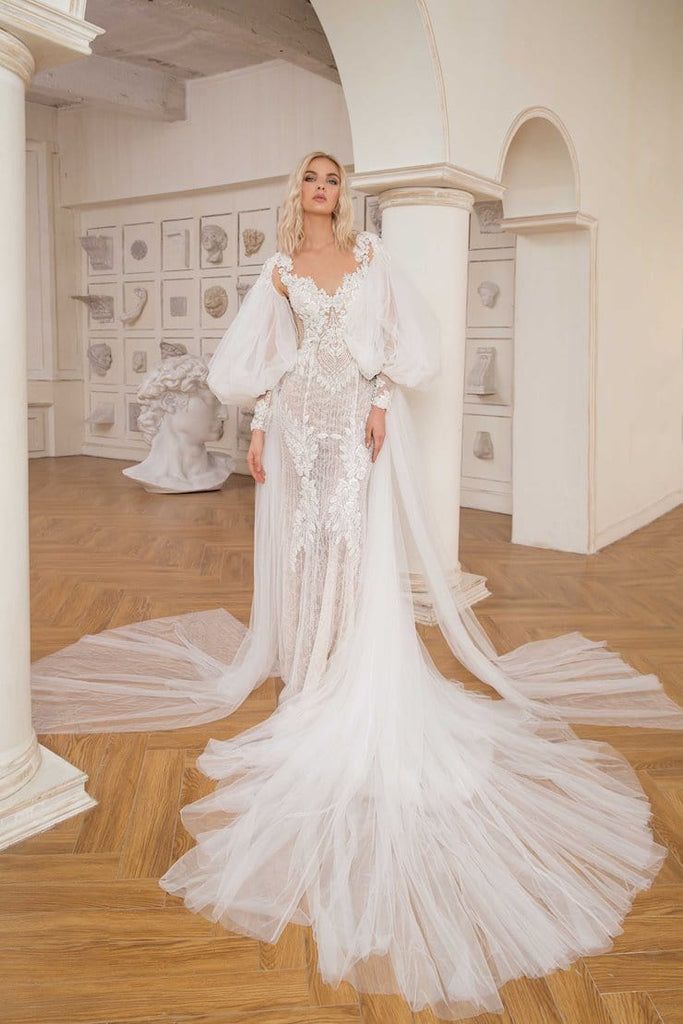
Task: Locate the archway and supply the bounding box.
[498,109,597,553]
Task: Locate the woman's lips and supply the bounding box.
[314,195,326,202]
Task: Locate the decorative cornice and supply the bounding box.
[379,186,475,213]
[0,0,103,74]
[349,162,505,202]
[0,28,34,84]
[499,211,596,234]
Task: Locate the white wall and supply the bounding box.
[57,59,353,207]
[425,0,683,541]
[314,0,683,545]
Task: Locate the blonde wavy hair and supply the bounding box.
[277,150,357,257]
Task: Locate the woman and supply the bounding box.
[31,150,683,1021]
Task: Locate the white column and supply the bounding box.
[0,29,38,798]
[377,186,489,621]
[0,26,96,851]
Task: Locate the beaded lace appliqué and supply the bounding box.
[275,233,376,568]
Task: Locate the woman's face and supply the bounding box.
[301,157,341,217]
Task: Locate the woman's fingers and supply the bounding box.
[247,445,266,483]
[371,427,385,463]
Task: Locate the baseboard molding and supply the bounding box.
[595,486,683,551]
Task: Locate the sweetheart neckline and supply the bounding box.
[279,234,367,301]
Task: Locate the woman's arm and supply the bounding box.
[371,371,394,411]
[251,389,274,432]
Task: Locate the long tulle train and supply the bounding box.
[30,387,683,1020]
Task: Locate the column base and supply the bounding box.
[0,744,97,852]
[409,568,491,626]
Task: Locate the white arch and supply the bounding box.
[498,106,581,215]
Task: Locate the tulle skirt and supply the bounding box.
[31,388,683,1020]
[157,623,666,1020]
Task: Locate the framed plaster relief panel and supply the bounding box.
[162,217,196,271]
[200,213,235,269]
[85,281,117,329]
[83,225,119,276]
[121,279,156,330]
[161,278,196,330]
[351,192,365,231]
[237,208,274,266]
[364,195,382,236]
[123,336,158,386]
[463,338,513,410]
[123,222,159,274]
[200,336,221,363]
[124,393,145,440]
[469,200,516,250]
[200,275,235,330]
[85,389,123,440]
[461,413,512,483]
[159,336,200,358]
[87,335,123,386]
[237,272,260,306]
[466,258,514,329]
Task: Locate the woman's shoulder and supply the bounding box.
[354,229,383,261]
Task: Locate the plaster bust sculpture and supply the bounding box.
[87,341,113,376]
[201,224,228,264]
[122,354,235,494]
[477,280,500,308]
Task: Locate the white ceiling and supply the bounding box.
[27,0,338,118]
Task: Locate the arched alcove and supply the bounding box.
[497,110,596,553]
[500,113,580,217]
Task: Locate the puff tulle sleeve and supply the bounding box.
[206,255,298,407]
[345,232,442,393]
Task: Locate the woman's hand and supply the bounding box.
[365,406,386,463]
[248,429,266,483]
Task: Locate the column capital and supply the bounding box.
[0,2,102,75]
[0,27,34,84]
[349,162,505,203]
[378,186,475,213]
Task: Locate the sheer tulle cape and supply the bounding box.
[29,232,683,1020]
[206,256,298,406]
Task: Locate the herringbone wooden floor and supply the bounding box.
[3,454,682,1024]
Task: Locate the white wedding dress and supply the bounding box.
[30,229,683,1021]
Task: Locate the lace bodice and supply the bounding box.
[251,231,394,431]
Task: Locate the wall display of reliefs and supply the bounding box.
[79,181,377,464]
[87,336,123,386]
[124,394,144,439]
[85,282,118,328]
[162,217,197,271]
[237,208,276,266]
[461,413,512,483]
[364,195,382,235]
[161,336,199,357]
[200,275,236,330]
[124,336,158,386]
[469,200,515,250]
[123,222,159,274]
[85,389,123,439]
[461,201,517,514]
[161,278,196,330]
[83,226,120,276]
[463,339,513,408]
[466,258,514,329]
[200,213,235,268]
[121,279,156,329]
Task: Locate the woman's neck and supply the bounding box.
[300,214,337,252]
